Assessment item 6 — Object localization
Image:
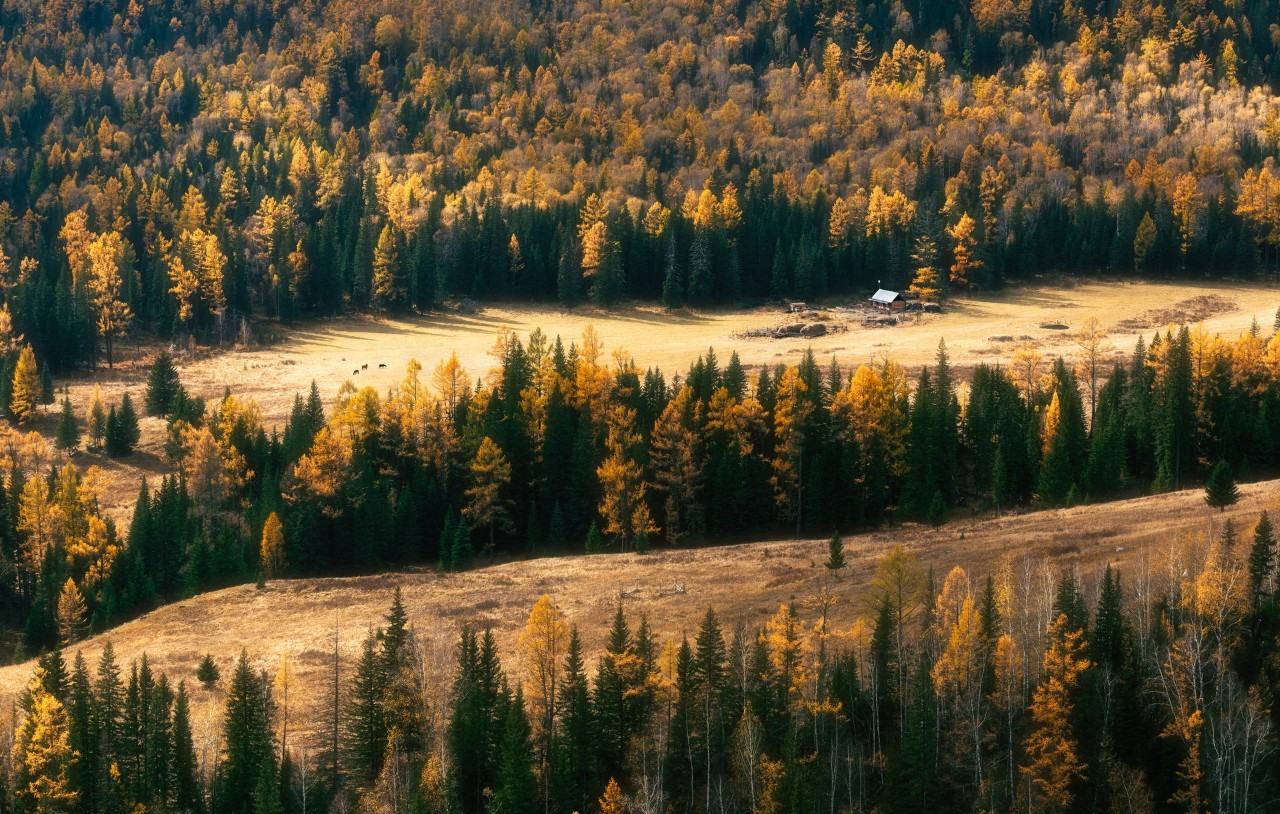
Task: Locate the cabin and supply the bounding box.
[869,289,905,311]
[786,301,808,313]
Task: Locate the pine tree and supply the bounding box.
[825,531,846,570]
[107,394,141,457]
[39,364,54,407]
[11,344,41,423]
[585,521,603,554]
[342,629,387,788]
[88,386,107,450]
[197,655,221,687]
[55,397,80,453]
[145,351,183,417]
[661,231,682,308]
[1248,511,1276,605]
[927,490,947,528]
[494,690,538,814]
[1204,459,1239,511]
[217,650,276,814]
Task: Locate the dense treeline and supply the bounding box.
[2,0,1280,370]
[9,522,1280,814]
[0,317,1278,655]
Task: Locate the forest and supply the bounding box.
[0,314,1273,656]
[5,523,1280,814]
[0,0,1279,372]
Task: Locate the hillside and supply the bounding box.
[3,474,1271,746]
[45,277,1280,524]
[4,0,1280,379]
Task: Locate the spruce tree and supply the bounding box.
[197,655,220,687]
[145,351,183,417]
[55,397,80,453]
[825,531,846,570]
[1204,459,1239,511]
[341,629,387,787]
[556,626,594,814]
[927,490,947,528]
[217,650,276,814]
[585,521,603,554]
[661,231,682,308]
[39,363,54,407]
[494,690,538,814]
[1248,511,1276,605]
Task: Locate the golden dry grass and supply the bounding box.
[45,278,1280,522]
[1,475,1273,747]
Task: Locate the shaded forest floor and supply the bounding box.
[0,473,1273,756]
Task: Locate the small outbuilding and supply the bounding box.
[869,289,905,311]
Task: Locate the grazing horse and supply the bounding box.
[353,369,359,375]
[378,363,387,369]
[362,363,368,370]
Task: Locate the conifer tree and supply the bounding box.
[217,650,276,814]
[11,344,41,423]
[585,521,603,554]
[87,386,107,451]
[1020,615,1090,813]
[39,364,54,407]
[1248,511,1276,604]
[197,655,221,688]
[55,397,80,453]
[342,629,387,788]
[260,512,285,580]
[556,626,594,814]
[494,690,538,814]
[55,579,88,646]
[599,778,627,814]
[927,490,947,528]
[12,666,78,813]
[1204,459,1239,511]
[464,437,514,550]
[145,351,183,417]
[825,531,846,570]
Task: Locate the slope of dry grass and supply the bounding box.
[1,476,1272,745]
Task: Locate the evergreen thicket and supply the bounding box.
[12,538,1280,814]
[0,320,1278,657]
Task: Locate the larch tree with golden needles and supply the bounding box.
[599,777,627,814]
[1072,316,1113,424]
[908,229,944,302]
[771,366,813,537]
[463,437,513,550]
[260,512,285,580]
[86,232,133,368]
[12,666,78,813]
[1020,614,1090,814]
[11,344,41,423]
[55,579,88,647]
[947,213,980,290]
[597,404,656,549]
[649,386,704,542]
[519,594,568,810]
